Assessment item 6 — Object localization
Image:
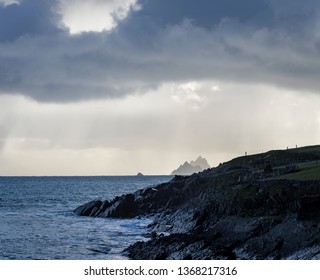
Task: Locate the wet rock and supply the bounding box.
[74,174,202,219]
[74,200,102,216]
[100,194,138,218]
[298,194,320,220]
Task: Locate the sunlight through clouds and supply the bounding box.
[59,0,139,34]
[1,0,320,175]
[171,82,206,112]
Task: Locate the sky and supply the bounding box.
[0,0,320,175]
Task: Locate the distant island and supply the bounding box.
[136,172,144,176]
[171,156,210,175]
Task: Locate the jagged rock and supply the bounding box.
[99,200,112,214]
[100,194,139,218]
[74,200,102,216]
[75,175,202,219]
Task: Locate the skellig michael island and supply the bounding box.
[171,156,211,176]
[75,145,320,260]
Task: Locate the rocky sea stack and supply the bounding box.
[74,145,320,259]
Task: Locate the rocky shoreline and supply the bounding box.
[74,145,320,259]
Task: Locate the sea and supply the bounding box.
[0,176,172,260]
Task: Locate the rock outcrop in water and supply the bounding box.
[75,145,320,259]
[74,176,194,218]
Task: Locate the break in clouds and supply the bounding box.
[1,0,320,175]
[0,0,320,102]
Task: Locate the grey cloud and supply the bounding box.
[106,0,320,94]
[0,0,62,42]
[122,0,274,29]
[0,0,320,102]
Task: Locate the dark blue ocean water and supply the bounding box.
[0,176,171,260]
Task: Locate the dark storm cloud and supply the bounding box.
[111,0,320,93]
[123,0,274,29]
[0,0,62,42]
[0,0,320,102]
[121,0,320,39]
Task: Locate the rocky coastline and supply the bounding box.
[74,145,320,259]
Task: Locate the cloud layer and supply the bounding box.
[0,0,320,102]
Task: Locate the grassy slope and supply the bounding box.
[224,145,320,181]
[276,165,320,180]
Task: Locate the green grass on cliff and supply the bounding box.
[277,165,320,180]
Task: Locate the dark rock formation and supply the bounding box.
[298,194,320,220]
[74,200,103,217]
[74,174,204,219]
[98,194,138,218]
[75,145,320,259]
